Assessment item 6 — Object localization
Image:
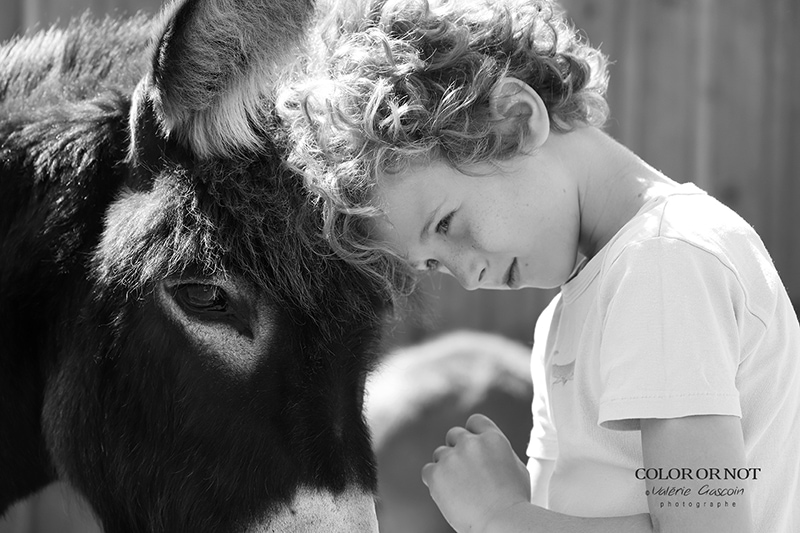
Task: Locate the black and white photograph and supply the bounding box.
[1,0,798,531]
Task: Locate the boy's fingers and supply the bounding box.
[445,426,470,446]
[465,413,499,434]
[432,445,449,462]
[421,462,434,487]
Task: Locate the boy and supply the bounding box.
[278,0,800,531]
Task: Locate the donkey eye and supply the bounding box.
[165,281,254,338]
[172,284,229,315]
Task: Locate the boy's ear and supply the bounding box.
[132,0,315,161]
[489,77,550,149]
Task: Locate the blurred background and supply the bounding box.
[1,0,798,531]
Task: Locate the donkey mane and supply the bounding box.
[0,14,153,107]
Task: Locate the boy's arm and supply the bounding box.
[526,457,554,508]
[638,414,753,533]
[424,414,753,533]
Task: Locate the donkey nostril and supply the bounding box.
[479,268,486,282]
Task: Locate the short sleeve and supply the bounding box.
[527,295,560,460]
[597,237,743,431]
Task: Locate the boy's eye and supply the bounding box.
[436,211,454,235]
[425,259,440,271]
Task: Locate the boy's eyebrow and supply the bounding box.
[420,215,434,243]
[420,202,443,243]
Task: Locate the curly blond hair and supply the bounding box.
[279,0,609,302]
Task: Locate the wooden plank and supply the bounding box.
[762,0,800,303]
[693,0,714,190]
[707,0,768,225]
[20,0,163,32]
[559,0,635,145]
[640,0,700,184]
[0,0,23,41]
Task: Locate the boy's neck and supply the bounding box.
[551,126,680,260]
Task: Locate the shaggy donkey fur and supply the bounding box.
[0,1,386,532]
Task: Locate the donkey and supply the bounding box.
[0,1,387,531]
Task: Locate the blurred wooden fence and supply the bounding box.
[0,0,161,37]
[1,0,799,530]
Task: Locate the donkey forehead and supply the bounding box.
[95,179,228,289]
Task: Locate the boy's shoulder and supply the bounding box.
[609,182,763,262]
[599,182,784,321]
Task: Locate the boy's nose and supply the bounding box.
[448,259,486,291]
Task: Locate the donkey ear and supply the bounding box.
[136,0,315,160]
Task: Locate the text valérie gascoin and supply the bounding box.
[647,485,747,497]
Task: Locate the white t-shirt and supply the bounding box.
[527,183,800,531]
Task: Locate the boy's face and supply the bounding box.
[373,157,582,290]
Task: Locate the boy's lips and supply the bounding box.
[505,258,518,288]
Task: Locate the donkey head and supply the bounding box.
[0,1,385,531]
